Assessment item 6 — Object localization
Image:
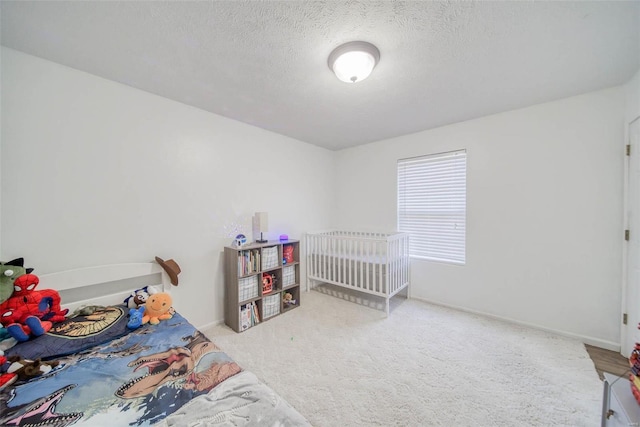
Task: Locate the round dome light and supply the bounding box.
[328,41,380,83]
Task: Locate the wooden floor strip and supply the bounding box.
[585,344,630,380]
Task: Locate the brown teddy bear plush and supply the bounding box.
[6,356,59,381]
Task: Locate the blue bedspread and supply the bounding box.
[0,311,250,426]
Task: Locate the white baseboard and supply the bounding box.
[410,296,621,352]
[197,318,225,332]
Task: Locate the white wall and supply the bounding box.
[623,68,640,353]
[1,47,335,328]
[626,69,640,122]
[334,87,625,349]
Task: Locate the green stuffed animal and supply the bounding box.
[0,258,33,306]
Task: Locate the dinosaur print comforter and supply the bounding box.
[0,310,310,426]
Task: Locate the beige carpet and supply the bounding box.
[203,288,603,426]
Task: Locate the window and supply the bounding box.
[397,149,466,264]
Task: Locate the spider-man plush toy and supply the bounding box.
[0,273,68,342]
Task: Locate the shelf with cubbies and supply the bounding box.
[224,239,300,332]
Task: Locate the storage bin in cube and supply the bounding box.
[282,266,295,287]
[238,275,258,302]
[261,246,279,270]
[262,293,280,319]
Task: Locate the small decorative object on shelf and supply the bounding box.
[283,292,296,306]
[224,239,300,332]
[283,244,294,264]
[262,272,274,294]
[234,234,247,248]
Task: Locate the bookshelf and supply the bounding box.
[224,239,300,332]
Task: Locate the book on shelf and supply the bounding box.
[252,303,260,324]
[237,249,262,276]
[240,302,261,330]
[240,303,252,331]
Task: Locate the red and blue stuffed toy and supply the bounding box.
[0,273,68,342]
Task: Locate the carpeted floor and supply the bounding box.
[203,289,603,426]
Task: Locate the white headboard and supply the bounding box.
[39,262,171,314]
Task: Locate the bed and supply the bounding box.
[305,230,410,315]
[0,261,310,426]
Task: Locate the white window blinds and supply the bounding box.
[397,149,466,264]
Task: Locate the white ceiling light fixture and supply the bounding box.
[328,41,380,83]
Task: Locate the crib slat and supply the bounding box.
[317,235,320,287]
[375,241,379,293]
[353,239,357,288]
[382,241,386,293]
[340,238,344,285]
[316,235,319,280]
[384,240,388,293]
[392,239,397,294]
[378,240,381,292]
[328,236,332,282]
[336,238,339,284]
[312,235,316,279]
[343,238,348,285]
[365,240,371,292]
[358,239,363,290]
[346,239,350,287]
[321,235,325,282]
[325,236,329,283]
[360,240,364,291]
[316,235,320,281]
[391,236,398,293]
[323,236,328,284]
[330,236,334,283]
[338,238,341,283]
[339,238,342,285]
[350,240,354,288]
[307,235,311,285]
[337,237,341,285]
[395,237,400,291]
[373,241,378,293]
[388,239,392,294]
[308,235,312,284]
[328,236,331,283]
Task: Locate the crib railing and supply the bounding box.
[305,230,410,314]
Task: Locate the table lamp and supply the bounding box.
[254,212,268,243]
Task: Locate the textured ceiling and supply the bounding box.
[1,1,639,151]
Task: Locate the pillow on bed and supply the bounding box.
[4,305,131,360]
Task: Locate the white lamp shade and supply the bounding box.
[255,212,268,232]
[328,41,380,84]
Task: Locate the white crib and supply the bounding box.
[305,230,410,315]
